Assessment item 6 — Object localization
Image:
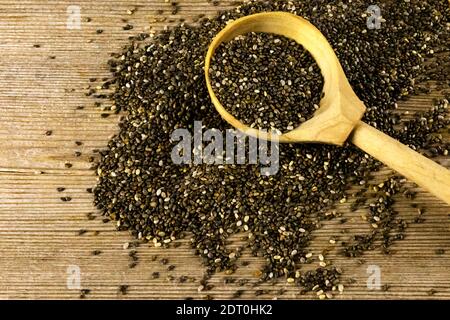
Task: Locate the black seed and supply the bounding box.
[123,24,134,31]
[79,289,91,298]
[254,290,264,296]
[167,265,176,271]
[427,289,437,296]
[232,290,244,299]
[86,212,95,220]
[119,285,128,295]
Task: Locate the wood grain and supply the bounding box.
[0,0,449,300]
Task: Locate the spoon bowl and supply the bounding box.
[205,12,366,145]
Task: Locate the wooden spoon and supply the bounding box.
[204,12,450,204]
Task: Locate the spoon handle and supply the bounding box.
[350,121,450,205]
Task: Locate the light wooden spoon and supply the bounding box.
[204,12,450,205]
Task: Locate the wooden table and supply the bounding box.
[0,0,449,300]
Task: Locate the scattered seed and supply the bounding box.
[79,289,91,298]
[118,285,128,295]
[167,265,176,271]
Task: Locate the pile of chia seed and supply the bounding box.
[209,32,323,132]
[92,0,449,298]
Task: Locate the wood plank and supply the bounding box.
[0,0,449,300]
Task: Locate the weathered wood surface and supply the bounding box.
[0,0,449,300]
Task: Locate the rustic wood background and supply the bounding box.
[0,0,449,300]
